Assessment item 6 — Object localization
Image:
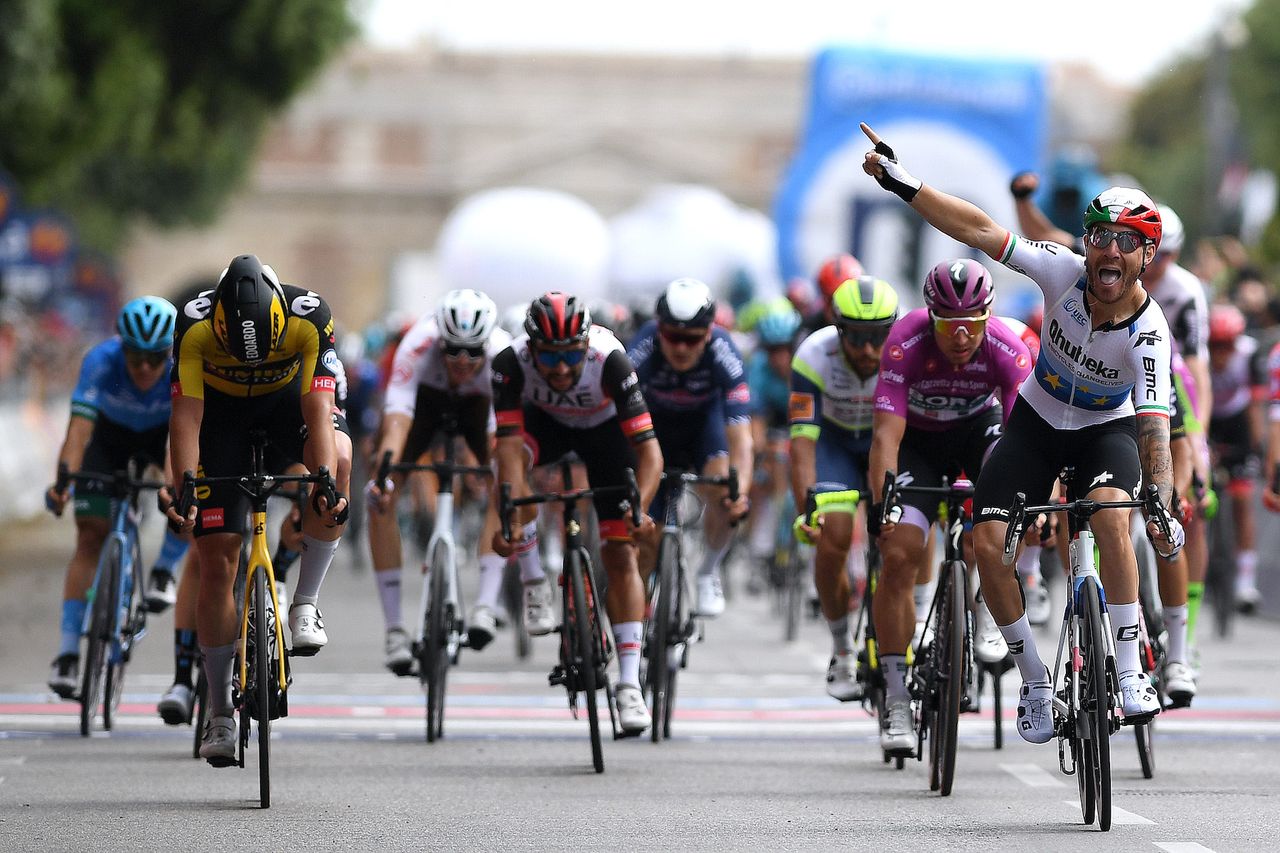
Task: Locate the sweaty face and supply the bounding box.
[1085,225,1153,305]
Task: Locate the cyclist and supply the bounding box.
[44,297,187,697]
[628,278,753,617]
[162,254,351,766]
[1207,304,1267,609]
[745,304,803,573]
[790,276,898,702]
[861,124,1181,745]
[365,289,516,674]
[865,259,1033,755]
[490,292,663,735]
[802,254,864,334]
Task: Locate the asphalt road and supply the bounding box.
[2,514,1278,852]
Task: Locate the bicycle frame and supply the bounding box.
[237,507,287,702]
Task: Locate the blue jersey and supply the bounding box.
[70,338,172,432]
[746,349,790,421]
[628,321,751,423]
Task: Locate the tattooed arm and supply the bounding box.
[1137,413,1174,509]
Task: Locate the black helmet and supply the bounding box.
[213,254,288,365]
[525,291,591,346]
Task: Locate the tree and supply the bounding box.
[0,0,355,251]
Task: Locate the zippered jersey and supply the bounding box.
[627,321,751,422]
[789,325,877,439]
[70,338,172,431]
[1146,262,1209,362]
[873,309,1031,431]
[383,314,512,418]
[995,234,1172,428]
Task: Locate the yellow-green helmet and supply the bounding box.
[832,275,899,325]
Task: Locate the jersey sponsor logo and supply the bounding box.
[789,392,815,421]
[170,381,183,399]
[1063,298,1088,327]
[1090,471,1114,488]
[925,359,938,373]
[621,372,639,392]
[980,506,1007,517]
[1016,354,1030,370]
[312,376,337,393]
[322,349,341,373]
[529,385,600,409]
[1047,319,1120,379]
[880,369,905,384]
[875,394,893,408]
[1116,624,1139,642]
[201,508,225,528]
[1141,356,1159,403]
[1134,330,1162,347]
[184,292,213,320]
[727,382,751,404]
[291,292,321,316]
[888,345,904,360]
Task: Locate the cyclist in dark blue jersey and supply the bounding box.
[629,278,753,616]
[44,297,189,697]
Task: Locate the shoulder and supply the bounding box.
[486,325,512,354]
[283,284,333,330]
[176,289,215,335]
[986,317,1030,354]
[795,325,836,360]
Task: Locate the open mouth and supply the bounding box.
[1097,267,1122,286]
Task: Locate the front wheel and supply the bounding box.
[253,570,272,809]
[646,534,677,743]
[424,541,451,743]
[81,539,122,737]
[1081,578,1112,830]
[568,548,603,773]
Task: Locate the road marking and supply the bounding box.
[0,756,25,765]
[1154,844,1216,853]
[1001,762,1066,787]
[1060,800,1154,825]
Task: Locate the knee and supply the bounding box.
[972,525,1006,574]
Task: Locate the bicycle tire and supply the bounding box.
[424,540,450,743]
[1081,578,1111,831]
[504,561,531,660]
[80,539,121,737]
[104,542,143,732]
[192,669,208,760]
[567,548,603,772]
[648,534,676,743]
[254,570,272,809]
[932,562,965,796]
[665,539,690,740]
[784,539,802,643]
[992,663,1003,750]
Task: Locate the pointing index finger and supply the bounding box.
[859,122,881,146]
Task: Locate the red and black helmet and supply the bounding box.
[816,253,865,302]
[525,291,591,346]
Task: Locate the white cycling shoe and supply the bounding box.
[157,682,195,725]
[825,653,862,702]
[973,602,1008,664]
[288,603,327,655]
[383,626,413,676]
[879,697,916,757]
[1119,670,1161,723]
[1016,680,1055,744]
[696,574,726,618]
[1162,660,1197,709]
[1025,583,1052,627]
[615,684,651,734]
[522,579,556,636]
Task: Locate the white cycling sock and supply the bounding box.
[613,621,643,689]
[475,554,506,609]
[1110,600,1141,676]
[1017,544,1042,579]
[882,654,910,701]
[1238,549,1258,587]
[374,568,403,630]
[1164,604,1189,665]
[914,583,931,623]
[698,540,729,580]
[999,614,1048,683]
[293,535,339,607]
[828,614,853,655]
[516,522,545,583]
[200,642,237,716]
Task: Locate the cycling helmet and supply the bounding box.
[923,259,995,313]
[832,276,899,325]
[655,278,716,329]
[816,254,865,302]
[1083,187,1162,251]
[1208,304,1246,344]
[525,291,591,346]
[437,289,497,347]
[786,277,818,317]
[1156,204,1184,255]
[117,296,176,352]
[756,306,802,347]
[212,254,288,365]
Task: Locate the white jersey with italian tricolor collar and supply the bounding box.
[996,233,1172,430]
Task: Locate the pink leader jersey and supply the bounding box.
[874,309,1033,432]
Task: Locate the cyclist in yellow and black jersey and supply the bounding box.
[163,254,351,767]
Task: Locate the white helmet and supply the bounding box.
[1156,204,1184,255]
[437,289,498,348]
[655,277,715,329]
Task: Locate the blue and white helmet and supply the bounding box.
[437,289,498,347]
[117,296,177,352]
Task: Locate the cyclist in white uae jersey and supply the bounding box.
[861,123,1182,746]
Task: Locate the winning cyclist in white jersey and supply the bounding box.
[861,123,1183,745]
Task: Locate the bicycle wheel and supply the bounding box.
[80,539,121,737]
[104,543,143,732]
[503,560,531,660]
[991,663,1004,750]
[665,543,690,740]
[1081,578,1112,831]
[647,534,676,743]
[784,539,802,643]
[930,562,966,796]
[567,548,603,772]
[253,570,272,809]
[424,541,450,743]
[192,668,208,760]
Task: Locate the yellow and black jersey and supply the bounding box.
[171,285,339,399]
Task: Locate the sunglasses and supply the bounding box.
[837,323,892,348]
[659,327,709,347]
[534,347,587,368]
[1086,227,1146,254]
[443,343,485,361]
[124,349,168,368]
[930,310,989,338]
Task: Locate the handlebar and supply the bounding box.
[1001,484,1168,566]
[661,466,742,523]
[879,470,973,527]
[498,467,643,543]
[375,450,492,490]
[172,465,334,532]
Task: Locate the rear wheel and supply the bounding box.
[424,541,450,743]
[253,570,272,809]
[81,540,121,737]
[568,549,603,773]
[784,539,802,642]
[647,535,676,743]
[1082,579,1112,830]
[192,667,208,760]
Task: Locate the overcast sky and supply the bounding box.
[358,0,1253,86]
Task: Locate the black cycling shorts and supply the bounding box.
[194,380,350,538]
[972,397,1142,525]
[401,386,492,466]
[76,418,168,519]
[1209,408,1259,482]
[522,406,638,529]
[896,408,1003,525]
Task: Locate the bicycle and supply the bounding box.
[499,461,641,773]
[175,430,334,809]
[56,460,163,737]
[879,471,979,796]
[1002,472,1172,832]
[644,468,738,742]
[375,426,493,743]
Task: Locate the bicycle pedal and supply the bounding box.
[287,645,320,658]
[1121,710,1158,727]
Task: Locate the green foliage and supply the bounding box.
[0,0,355,251]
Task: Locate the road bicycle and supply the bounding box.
[500,460,641,773]
[57,460,162,737]
[644,468,738,742]
[176,430,334,808]
[376,422,493,743]
[1003,471,1172,831]
[881,471,978,797]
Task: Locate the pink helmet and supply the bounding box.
[923,259,994,313]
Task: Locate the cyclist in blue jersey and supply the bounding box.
[44,297,188,697]
[629,278,753,617]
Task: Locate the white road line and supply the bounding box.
[0,756,25,765]
[1153,844,1216,853]
[1059,799,1155,825]
[1000,762,1067,787]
